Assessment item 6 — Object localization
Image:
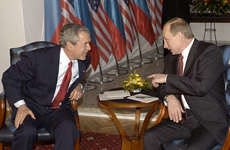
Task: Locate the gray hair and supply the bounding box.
[165,17,194,39]
[59,23,90,47]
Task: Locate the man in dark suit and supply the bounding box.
[2,23,91,150]
[144,17,228,150]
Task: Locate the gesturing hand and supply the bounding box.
[166,95,185,123]
[15,104,36,128]
[147,74,167,87]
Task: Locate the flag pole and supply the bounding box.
[88,61,114,85]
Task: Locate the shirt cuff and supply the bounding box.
[14,100,26,108]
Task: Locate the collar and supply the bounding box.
[181,38,194,59]
[60,48,78,65]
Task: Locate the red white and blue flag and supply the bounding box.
[104,0,126,61]
[45,0,99,70]
[147,0,163,39]
[130,0,155,45]
[118,0,137,52]
[88,0,112,63]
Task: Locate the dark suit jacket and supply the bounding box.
[159,39,228,144]
[2,45,90,118]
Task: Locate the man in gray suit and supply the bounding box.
[144,17,228,150]
[2,24,91,150]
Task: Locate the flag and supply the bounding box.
[45,0,81,44]
[104,0,126,61]
[73,0,100,70]
[130,0,155,45]
[45,0,99,70]
[118,0,137,52]
[147,0,163,39]
[88,0,112,63]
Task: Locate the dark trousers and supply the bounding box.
[11,107,79,150]
[144,110,218,150]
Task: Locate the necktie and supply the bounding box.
[177,54,186,109]
[52,61,72,108]
[177,54,184,76]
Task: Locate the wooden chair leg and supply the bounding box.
[74,137,80,150]
[222,127,230,150]
[0,143,3,150]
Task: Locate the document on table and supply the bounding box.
[99,90,130,101]
[127,93,158,103]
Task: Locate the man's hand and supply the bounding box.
[147,74,167,87]
[15,104,35,128]
[166,95,185,123]
[69,83,84,101]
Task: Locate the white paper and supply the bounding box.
[127,93,159,103]
[99,90,130,101]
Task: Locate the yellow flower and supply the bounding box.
[122,71,150,92]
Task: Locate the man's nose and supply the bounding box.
[87,43,91,51]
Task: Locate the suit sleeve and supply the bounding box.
[166,45,224,96]
[2,52,36,105]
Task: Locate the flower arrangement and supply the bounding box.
[191,0,230,15]
[122,71,150,93]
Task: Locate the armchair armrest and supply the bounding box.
[0,93,6,128]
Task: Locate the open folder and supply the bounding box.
[127,93,159,103]
[99,90,131,101]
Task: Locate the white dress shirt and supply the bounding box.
[180,38,195,109]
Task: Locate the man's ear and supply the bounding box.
[177,32,184,40]
[66,41,73,49]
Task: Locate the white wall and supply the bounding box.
[0,0,229,93]
[0,0,26,93]
[0,0,44,93]
[191,23,230,42]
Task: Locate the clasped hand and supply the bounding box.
[69,83,84,101]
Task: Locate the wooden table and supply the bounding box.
[98,97,166,150]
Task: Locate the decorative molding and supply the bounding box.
[191,13,230,22]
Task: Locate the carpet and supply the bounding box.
[6,132,121,150]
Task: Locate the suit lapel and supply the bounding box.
[183,39,199,76]
[47,47,61,93]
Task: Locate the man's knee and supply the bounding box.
[144,129,161,149]
[55,120,78,138]
[14,124,36,139]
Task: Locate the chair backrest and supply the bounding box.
[219,44,230,150]
[10,41,57,65]
[6,41,58,129]
[221,45,230,106]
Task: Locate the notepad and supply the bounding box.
[99,90,130,101]
[127,93,159,103]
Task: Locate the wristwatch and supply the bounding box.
[163,95,169,105]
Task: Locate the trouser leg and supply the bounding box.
[54,119,79,150]
[11,116,37,150]
[43,108,79,150]
[187,126,218,150]
[144,110,199,150]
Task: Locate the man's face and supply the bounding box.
[68,31,91,60]
[163,25,182,55]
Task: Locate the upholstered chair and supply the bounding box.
[0,41,80,150]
